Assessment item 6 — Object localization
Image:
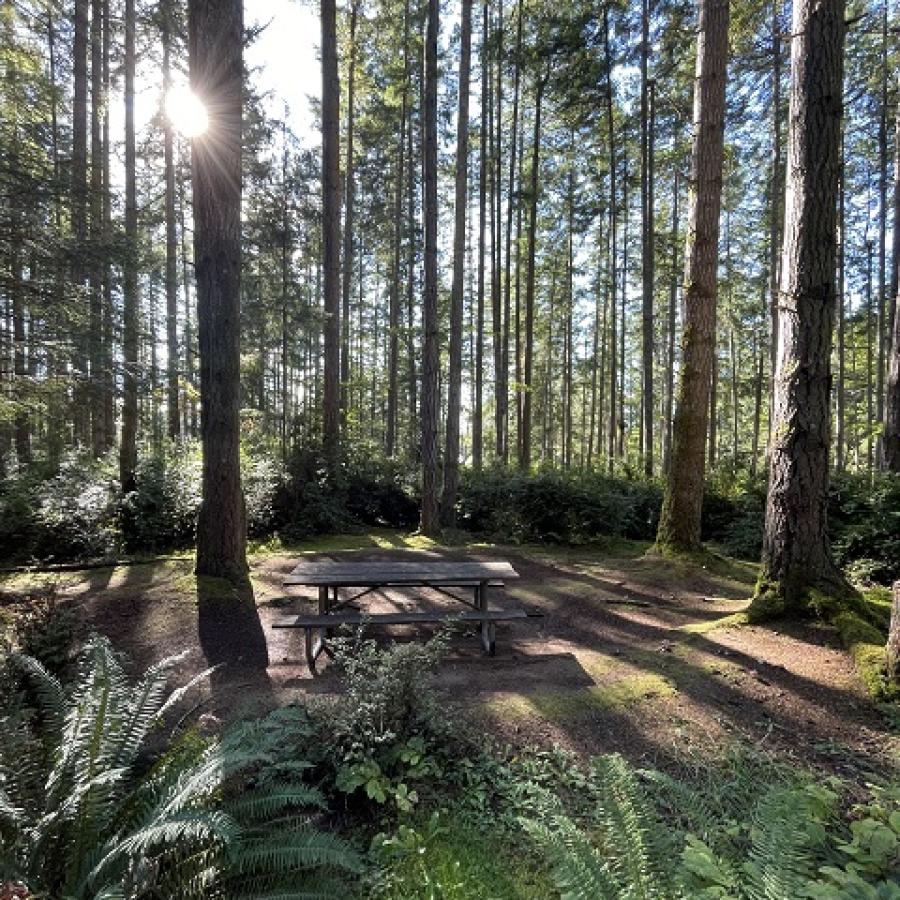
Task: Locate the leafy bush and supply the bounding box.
[830,472,900,585]
[0,636,361,898]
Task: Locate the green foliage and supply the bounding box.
[0,636,361,898]
[522,752,900,900]
[309,631,458,816]
[830,473,900,586]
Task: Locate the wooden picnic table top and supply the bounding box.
[283,559,519,587]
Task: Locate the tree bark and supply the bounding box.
[189,0,249,584]
[89,0,104,456]
[751,0,851,617]
[640,0,654,477]
[340,0,358,432]
[663,170,679,473]
[520,68,546,472]
[604,7,617,473]
[473,0,488,471]
[119,0,138,493]
[656,0,729,553]
[419,0,440,535]
[441,0,472,525]
[321,0,341,466]
[886,581,900,683]
[884,108,900,470]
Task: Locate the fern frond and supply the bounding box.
[9,651,65,732]
[229,826,364,876]
[522,813,621,900]
[225,784,326,822]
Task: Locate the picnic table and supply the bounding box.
[274,559,529,674]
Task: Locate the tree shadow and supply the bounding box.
[197,574,274,709]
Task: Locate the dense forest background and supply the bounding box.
[0,0,897,577]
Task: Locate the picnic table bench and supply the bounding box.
[274,560,533,673]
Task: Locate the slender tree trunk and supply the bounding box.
[119,0,138,492]
[72,0,89,446]
[656,0,729,553]
[520,68,546,472]
[866,240,874,472]
[441,0,472,525]
[473,0,488,471]
[886,110,900,471]
[321,0,341,466]
[406,48,418,463]
[419,0,440,535]
[101,0,113,448]
[663,170,679,473]
[89,0,104,456]
[340,1,358,431]
[190,0,249,584]
[875,3,887,466]
[640,0,654,477]
[163,5,180,442]
[604,6,617,472]
[836,131,846,472]
[751,0,852,617]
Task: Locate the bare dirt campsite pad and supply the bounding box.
[3,529,897,777]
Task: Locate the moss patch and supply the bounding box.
[679,612,749,635]
[485,672,677,724]
[832,610,894,701]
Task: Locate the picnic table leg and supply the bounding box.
[304,586,331,675]
[477,580,496,656]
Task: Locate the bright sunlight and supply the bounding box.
[164,85,208,137]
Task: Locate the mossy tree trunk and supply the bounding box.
[750,0,851,619]
[655,0,729,553]
[886,582,900,683]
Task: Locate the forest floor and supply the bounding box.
[2,529,897,778]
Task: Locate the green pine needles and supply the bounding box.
[0,636,361,898]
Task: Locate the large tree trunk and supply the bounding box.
[656,0,729,553]
[662,170,679,473]
[119,0,138,492]
[885,109,900,471]
[419,0,440,535]
[321,0,341,466]
[751,0,850,618]
[189,0,249,585]
[163,3,180,442]
[89,0,104,456]
[441,0,472,525]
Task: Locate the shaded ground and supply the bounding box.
[2,529,897,776]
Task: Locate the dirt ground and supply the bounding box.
[4,530,897,777]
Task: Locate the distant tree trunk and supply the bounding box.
[321,0,341,466]
[405,53,418,463]
[101,0,114,448]
[656,0,729,554]
[520,67,547,472]
[501,1,521,467]
[640,0,654,477]
[662,170,679,473]
[604,7,617,473]
[875,3,887,466]
[419,0,440,535]
[441,0,472,525]
[179,159,197,436]
[751,0,851,617]
[866,240,874,472]
[386,0,409,459]
[885,109,900,471]
[340,0,358,432]
[473,0,488,471]
[564,165,574,470]
[163,4,180,442]
[189,0,249,584]
[887,582,900,683]
[89,0,104,456]
[836,132,846,472]
[119,0,138,492]
[72,0,88,445]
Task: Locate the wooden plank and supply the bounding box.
[273,608,539,629]
[284,560,518,586]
